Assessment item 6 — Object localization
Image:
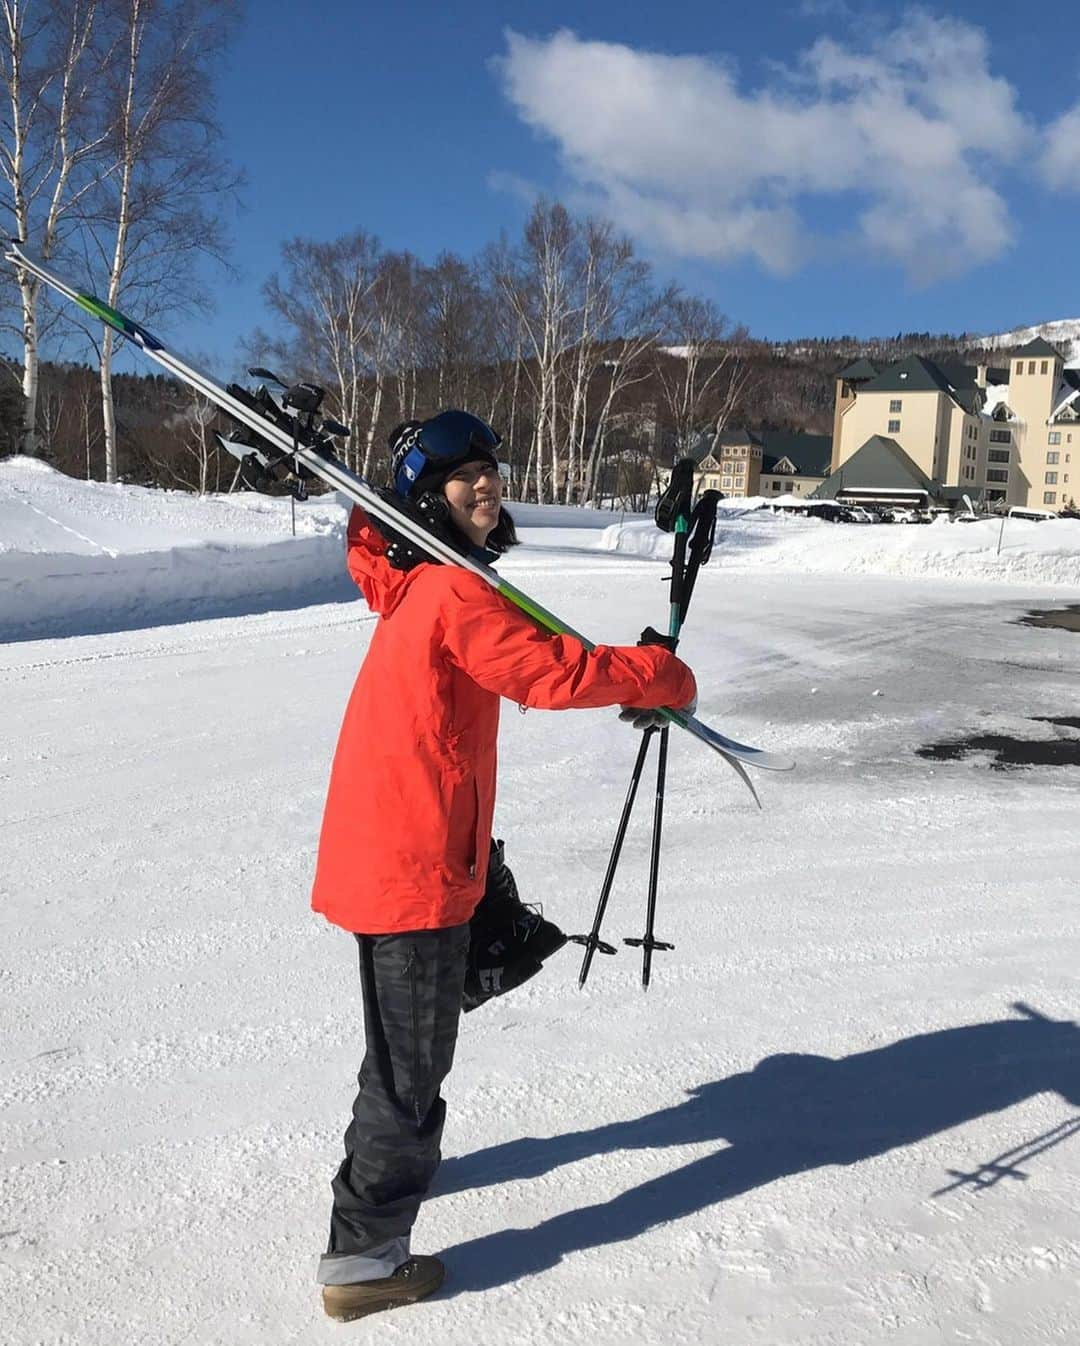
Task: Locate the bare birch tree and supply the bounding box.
[655,294,749,455]
[479,233,529,494]
[582,294,668,505]
[498,201,578,503]
[261,232,379,471]
[562,219,654,502]
[1,0,110,454]
[360,251,423,477]
[89,0,237,482]
[420,251,492,413]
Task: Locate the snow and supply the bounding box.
[600,499,1080,588]
[5,460,1080,642]
[3,464,1080,1344]
[980,382,1011,420]
[975,318,1080,363]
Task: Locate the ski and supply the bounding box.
[5,241,795,793]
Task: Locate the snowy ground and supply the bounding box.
[2,465,1080,1345]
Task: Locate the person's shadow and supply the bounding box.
[436,1002,1080,1293]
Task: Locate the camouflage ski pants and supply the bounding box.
[317,923,470,1285]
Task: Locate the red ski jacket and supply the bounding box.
[310,509,696,935]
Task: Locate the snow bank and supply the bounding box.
[5,457,1080,643]
[0,463,646,641]
[599,503,1080,587]
[0,458,353,641]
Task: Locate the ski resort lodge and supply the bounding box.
[822,339,1080,512]
[691,430,833,500]
[692,338,1080,513]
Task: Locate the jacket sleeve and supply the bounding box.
[435,570,696,711]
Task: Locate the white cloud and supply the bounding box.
[1040,104,1080,190]
[495,19,1037,283]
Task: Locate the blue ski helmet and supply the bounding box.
[389,410,501,500]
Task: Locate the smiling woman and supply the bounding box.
[308,406,697,1320]
[441,458,504,547]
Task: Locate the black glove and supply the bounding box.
[638,624,678,652]
[618,626,693,730]
[368,487,462,571]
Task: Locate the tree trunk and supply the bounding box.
[362,373,383,478]
[17,279,38,455]
[100,327,118,481]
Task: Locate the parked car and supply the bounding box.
[806,502,855,523]
[1007,506,1057,522]
[845,506,878,524]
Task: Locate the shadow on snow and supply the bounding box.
[437,1002,1080,1293]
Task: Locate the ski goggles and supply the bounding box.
[393,410,502,497]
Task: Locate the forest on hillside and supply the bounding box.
[0,321,1014,506]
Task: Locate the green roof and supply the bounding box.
[1012,337,1064,360]
[859,354,956,397]
[837,358,881,382]
[812,436,934,499]
[760,431,832,476]
[688,428,763,464]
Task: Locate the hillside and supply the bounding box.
[973,319,1080,363]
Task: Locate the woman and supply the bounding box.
[311,410,697,1321]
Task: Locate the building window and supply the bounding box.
[888,419,900,433]
[1015,362,1024,375]
[1041,361,1049,374]
[1045,472,1058,484]
[988,449,1009,463]
[889,399,902,413]
[1044,492,1057,505]
[987,469,1009,482]
[1029,361,1036,374]
[722,478,732,490]
[1048,452,1060,465]
[1049,432,1061,445]
[989,429,1011,443]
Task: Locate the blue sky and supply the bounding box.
[174,0,1080,371]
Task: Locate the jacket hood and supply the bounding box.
[345,508,426,618]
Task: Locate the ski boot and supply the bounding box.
[462,840,567,1012]
[321,1255,445,1321]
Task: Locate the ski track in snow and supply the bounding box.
[2,530,1080,1343]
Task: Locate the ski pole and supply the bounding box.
[577,460,696,989]
[623,724,674,987]
[623,471,693,987]
[570,727,654,986]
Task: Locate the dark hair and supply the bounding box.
[486,506,519,553]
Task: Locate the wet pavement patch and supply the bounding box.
[1018,604,1080,632]
[917,717,1080,770]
